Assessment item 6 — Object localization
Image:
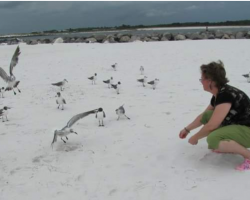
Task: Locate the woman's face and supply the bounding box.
[199,73,212,91]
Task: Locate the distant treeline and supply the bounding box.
[30,20,250,35]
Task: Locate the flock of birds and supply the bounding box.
[4,46,249,148]
[0,46,159,148]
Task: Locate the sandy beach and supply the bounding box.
[1,40,250,200]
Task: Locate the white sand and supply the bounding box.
[1,40,250,200]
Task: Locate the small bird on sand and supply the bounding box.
[242,72,250,83]
[0,106,11,122]
[95,107,106,127]
[111,63,117,71]
[103,77,113,88]
[88,73,97,85]
[0,87,5,98]
[147,78,159,90]
[111,81,121,94]
[140,66,144,75]
[55,92,66,110]
[137,76,147,87]
[52,79,68,91]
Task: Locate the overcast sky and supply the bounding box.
[1,1,250,34]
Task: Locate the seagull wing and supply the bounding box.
[0,67,11,82]
[52,81,63,86]
[51,132,58,147]
[111,84,117,89]
[148,80,154,85]
[62,108,98,129]
[242,74,249,78]
[63,98,66,104]
[119,106,125,114]
[9,46,21,76]
[103,80,110,84]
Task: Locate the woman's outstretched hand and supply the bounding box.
[179,129,188,139]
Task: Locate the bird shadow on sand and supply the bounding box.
[53,143,82,152]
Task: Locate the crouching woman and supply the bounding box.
[179,61,250,171]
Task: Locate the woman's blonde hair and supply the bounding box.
[200,60,229,88]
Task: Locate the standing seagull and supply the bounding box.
[51,108,99,148]
[0,46,21,95]
[96,108,106,127]
[0,87,5,98]
[116,104,130,120]
[140,66,144,75]
[137,76,147,87]
[111,63,117,71]
[103,77,113,88]
[52,79,68,91]
[111,81,121,94]
[147,78,159,90]
[242,72,250,83]
[56,92,66,110]
[88,73,97,85]
[0,106,11,122]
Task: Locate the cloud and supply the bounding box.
[0,2,74,14]
[22,2,74,14]
[145,9,176,17]
[185,5,199,10]
[1,2,250,34]
[0,2,23,9]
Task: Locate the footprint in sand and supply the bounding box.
[109,188,117,196]
[32,155,45,163]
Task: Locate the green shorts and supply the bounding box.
[201,110,250,149]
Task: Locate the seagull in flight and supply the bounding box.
[116,104,130,120]
[51,79,68,91]
[0,46,21,95]
[51,108,99,148]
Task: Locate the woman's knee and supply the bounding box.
[207,133,220,149]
